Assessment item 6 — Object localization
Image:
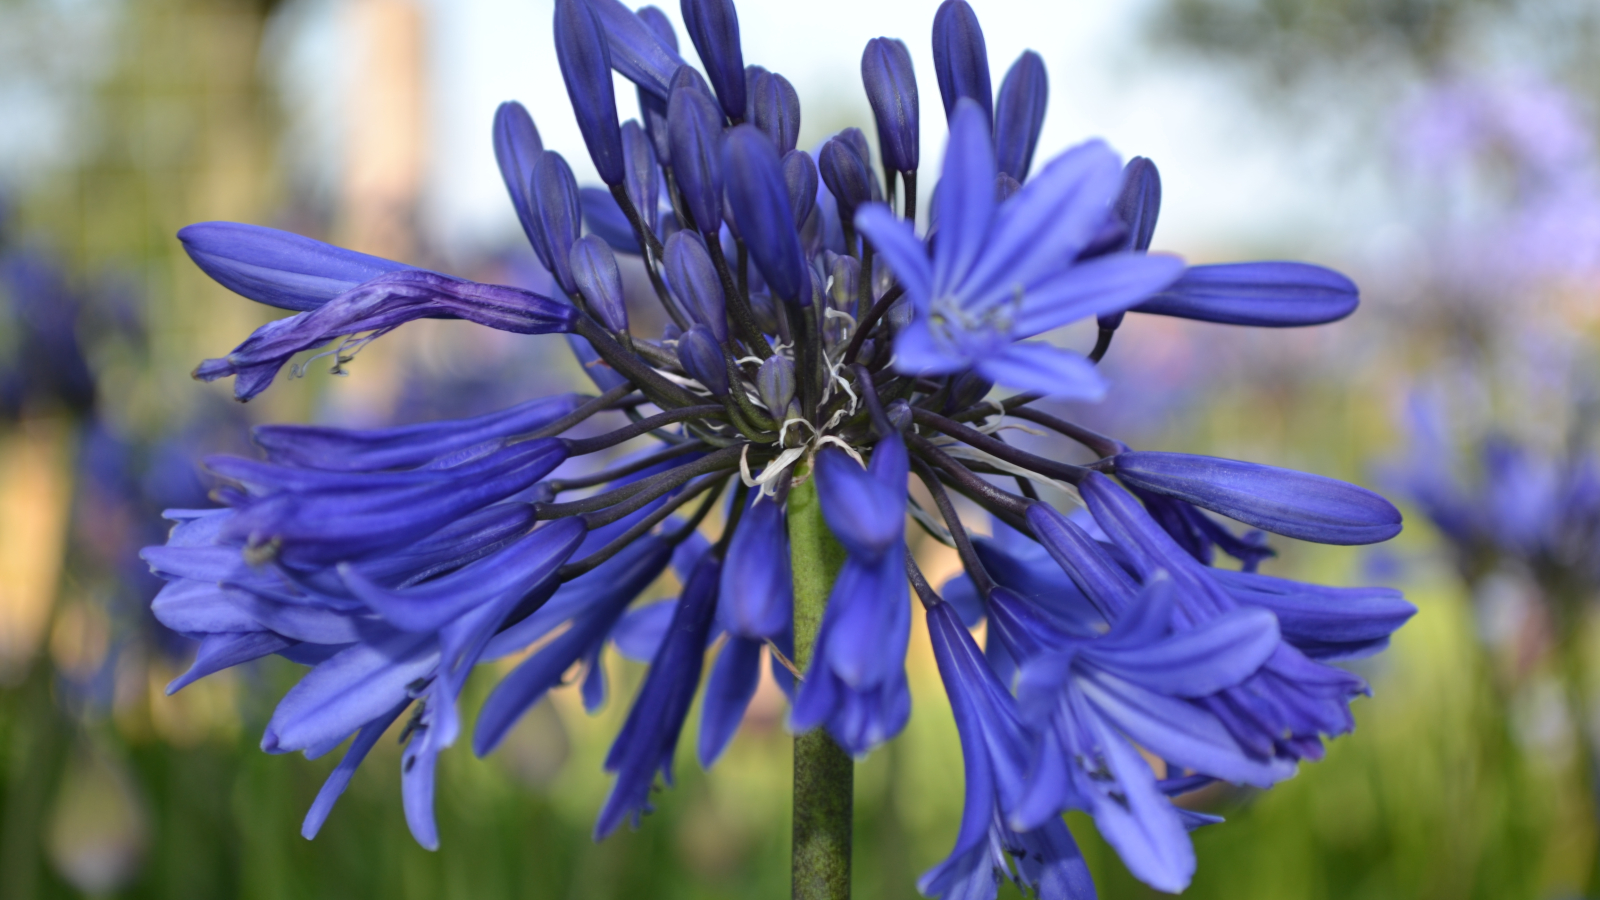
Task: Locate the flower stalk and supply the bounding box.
[788,469,853,900]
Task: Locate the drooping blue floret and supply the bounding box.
[251,393,581,471]
[792,433,912,755]
[193,271,578,401]
[782,150,819,229]
[620,119,661,236]
[999,577,1280,892]
[596,548,722,837]
[920,599,1096,900]
[719,494,793,638]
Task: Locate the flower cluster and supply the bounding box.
[146,0,1411,895]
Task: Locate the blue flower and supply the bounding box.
[920,599,1096,900]
[996,576,1281,892]
[856,100,1185,395]
[145,0,1409,883]
[792,433,912,755]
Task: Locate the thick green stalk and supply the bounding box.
[788,470,852,900]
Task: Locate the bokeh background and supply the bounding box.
[3,0,1600,897]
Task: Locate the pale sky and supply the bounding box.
[418,0,1390,263]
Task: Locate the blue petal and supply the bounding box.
[681,0,746,119]
[718,496,793,638]
[583,0,685,99]
[815,444,905,555]
[1009,253,1184,339]
[697,635,763,767]
[340,519,583,633]
[612,598,678,662]
[1135,261,1359,327]
[723,125,807,301]
[168,630,295,694]
[178,222,416,312]
[854,204,930,306]
[252,394,581,472]
[931,100,998,300]
[194,271,577,401]
[475,536,674,754]
[1024,502,1139,619]
[973,341,1105,398]
[1111,451,1404,545]
[301,700,409,839]
[961,139,1122,311]
[596,553,721,838]
[578,186,643,255]
[859,38,919,172]
[262,628,436,754]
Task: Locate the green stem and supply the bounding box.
[788,469,852,900]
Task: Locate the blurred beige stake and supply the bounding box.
[327,0,429,423]
[0,420,73,685]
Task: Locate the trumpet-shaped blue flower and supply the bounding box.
[856,100,1184,395]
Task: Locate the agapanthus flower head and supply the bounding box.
[146,2,1405,895]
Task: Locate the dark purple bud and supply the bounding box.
[994,50,1047,181]
[818,135,877,223]
[570,235,628,331]
[676,324,728,394]
[492,102,545,253]
[931,0,992,127]
[860,38,920,173]
[578,186,642,255]
[1116,156,1161,252]
[668,70,726,233]
[782,150,818,229]
[741,64,766,123]
[529,152,583,293]
[621,119,661,235]
[755,355,795,414]
[722,125,806,302]
[582,0,684,100]
[635,5,678,50]
[681,0,746,121]
[1135,262,1360,327]
[555,0,625,186]
[177,222,414,312]
[663,231,727,340]
[750,69,801,155]
[1109,452,1403,545]
[947,371,993,412]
